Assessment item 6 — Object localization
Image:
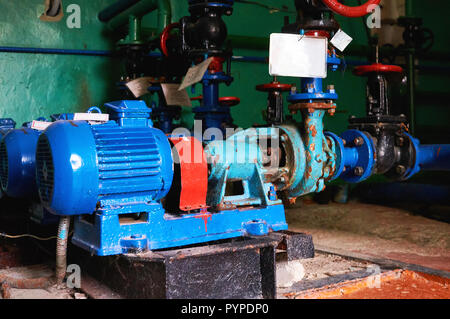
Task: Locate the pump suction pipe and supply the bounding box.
[321,0,381,18]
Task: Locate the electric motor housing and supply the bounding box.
[36,100,174,216]
[0,118,16,136]
[0,128,41,198]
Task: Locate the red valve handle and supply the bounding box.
[322,0,381,18]
[353,63,403,76]
[160,22,180,57]
[219,97,240,107]
[256,82,292,92]
[190,96,240,107]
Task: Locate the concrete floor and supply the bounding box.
[286,200,450,272]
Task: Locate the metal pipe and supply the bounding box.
[418,144,450,171]
[55,216,70,285]
[407,52,416,134]
[0,46,112,56]
[102,0,171,32]
[98,0,141,22]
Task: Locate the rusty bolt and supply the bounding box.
[328,109,336,116]
[354,166,364,176]
[354,137,364,146]
[342,139,347,146]
[396,165,406,175]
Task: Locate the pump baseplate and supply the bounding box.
[70,231,315,299]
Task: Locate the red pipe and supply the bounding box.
[322,0,381,18]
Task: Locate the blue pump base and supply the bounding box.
[71,203,288,256]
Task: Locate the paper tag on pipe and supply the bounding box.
[31,120,52,131]
[73,113,109,125]
[126,77,157,98]
[161,83,192,107]
[178,58,213,91]
[269,33,327,78]
[330,29,353,52]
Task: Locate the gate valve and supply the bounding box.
[321,0,381,18]
[352,63,404,120]
[256,81,292,125]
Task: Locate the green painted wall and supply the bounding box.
[0,0,449,144]
[0,0,120,126]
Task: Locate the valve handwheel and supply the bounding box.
[256,82,292,92]
[354,63,403,76]
[160,22,180,57]
[190,96,203,102]
[322,0,381,18]
[219,97,240,107]
[190,96,240,107]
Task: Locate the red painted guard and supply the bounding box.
[169,136,208,211]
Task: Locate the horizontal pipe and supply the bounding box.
[2,46,450,73]
[0,46,267,63]
[0,46,112,56]
[98,0,141,22]
[418,144,450,171]
[102,0,170,32]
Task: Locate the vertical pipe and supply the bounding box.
[157,0,171,33]
[407,52,416,134]
[55,216,70,285]
[203,81,219,108]
[405,0,415,135]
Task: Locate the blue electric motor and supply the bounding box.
[36,100,173,216]
[0,126,41,198]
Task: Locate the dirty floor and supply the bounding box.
[286,200,450,272]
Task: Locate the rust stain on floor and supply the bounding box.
[288,270,450,299]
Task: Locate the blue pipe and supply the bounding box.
[0,46,112,57]
[418,144,450,171]
[2,46,450,73]
[203,80,219,107]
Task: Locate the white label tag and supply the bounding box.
[31,120,51,131]
[330,29,353,52]
[161,83,192,107]
[178,58,213,91]
[73,113,109,125]
[125,77,156,98]
[269,33,327,78]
